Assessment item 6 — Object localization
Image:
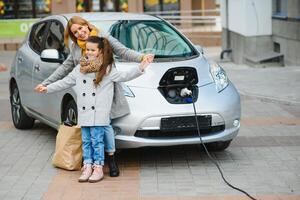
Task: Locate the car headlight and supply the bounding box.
[121,84,135,97]
[209,61,228,93]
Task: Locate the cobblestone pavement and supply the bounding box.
[0,50,299,200]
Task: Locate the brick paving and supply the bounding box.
[43,152,140,200]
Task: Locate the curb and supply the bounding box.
[239,91,300,106]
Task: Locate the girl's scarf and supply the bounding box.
[77,29,98,51]
[79,55,103,74]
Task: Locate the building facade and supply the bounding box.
[0,0,218,18]
[0,0,220,50]
[0,0,51,19]
[221,0,300,66]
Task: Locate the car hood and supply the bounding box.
[115,55,213,88]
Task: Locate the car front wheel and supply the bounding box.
[10,84,35,129]
[62,100,78,125]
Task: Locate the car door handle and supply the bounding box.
[34,64,40,71]
[17,57,23,63]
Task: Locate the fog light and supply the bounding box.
[233,120,240,127]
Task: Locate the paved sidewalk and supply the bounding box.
[0,50,300,200]
[204,47,300,105]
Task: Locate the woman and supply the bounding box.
[35,16,154,177]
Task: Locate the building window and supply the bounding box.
[119,0,128,12]
[0,0,51,19]
[272,0,287,18]
[35,0,51,17]
[144,0,180,13]
[144,0,160,12]
[102,0,115,11]
[80,0,128,12]
[0,0,15,19]
[76,0,89,12]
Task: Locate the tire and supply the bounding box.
[10,84,35,129]
[62,100,78,125]
[206,140,232,151]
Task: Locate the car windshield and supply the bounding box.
[91,20,197,60]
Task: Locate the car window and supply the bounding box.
[45,20,69,60]
[110,20,197,59]
[29,22,48,54]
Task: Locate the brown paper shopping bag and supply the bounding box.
[52,124,82,170]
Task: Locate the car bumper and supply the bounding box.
[113,82,241,149]
[115,124,239,148]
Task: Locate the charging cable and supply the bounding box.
[180,87,257,200]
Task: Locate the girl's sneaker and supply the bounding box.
[88,164,104,183]
[78,164,92,182]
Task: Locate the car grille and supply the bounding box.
[135,125,225,138]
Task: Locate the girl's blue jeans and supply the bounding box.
[81,125,115,165]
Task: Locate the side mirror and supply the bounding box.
[195,45,204,54]
[40,49,63,63]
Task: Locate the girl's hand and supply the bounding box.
[139,59,151,72]
[139,54,154,71]
[34,84,47,93]
[143,54,154,63]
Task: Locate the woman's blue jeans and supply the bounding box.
[103,125,116,153]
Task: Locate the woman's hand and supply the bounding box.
[143,54,154,63]
[34,84,44,92]
[34,84,47,93]
[0,64,7,72]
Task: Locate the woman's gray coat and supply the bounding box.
[42,32,144,119]
[46,65,144,126]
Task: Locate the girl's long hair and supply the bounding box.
[86,36,114,86]
[64,16,98,46]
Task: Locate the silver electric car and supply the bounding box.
[9,12,241,150]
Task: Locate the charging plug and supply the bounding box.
[180,88,192,97]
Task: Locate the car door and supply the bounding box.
[31,19,68,122]
[17,21,49,109]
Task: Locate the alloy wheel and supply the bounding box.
[11,87,21,125]
[67,107,77,125]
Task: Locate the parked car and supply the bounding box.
[9,12,241,150]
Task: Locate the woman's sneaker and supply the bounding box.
[78,164,92,182]
[88,165,104,183]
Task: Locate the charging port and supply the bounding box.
[158,67,198,104]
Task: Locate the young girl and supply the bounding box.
[37,36,151,183]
